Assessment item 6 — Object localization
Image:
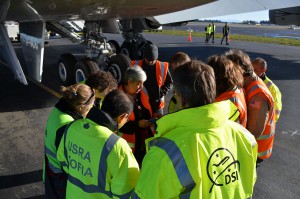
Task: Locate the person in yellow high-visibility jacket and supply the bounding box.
[44,83,95,199]
[168,52,191,114]
[57,90,140,199]
[205,24,212,43]
[131,60,257,199]
[252,57,282,122]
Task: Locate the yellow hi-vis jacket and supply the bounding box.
[132,100,257,199]
[264,76,282,122]
[44,104,75,175]
[57,107,140,199]
[206,25,212,34]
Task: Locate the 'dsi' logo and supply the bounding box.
[206,148,240,193]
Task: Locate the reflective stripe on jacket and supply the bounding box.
[132,100,257,199]
[131,60,169,109]
[245,79,276,159]
[57,119,140,199]
[264,76,282,122]
[45,108,74,174]
[215,88,247,127]
[119,86,153,152]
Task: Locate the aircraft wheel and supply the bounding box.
[107,53,131,85]
[74,58,100,83]
[120,42,132,58]
[108,40,120,54]
[58,53,77,85]
[139,40,153,59]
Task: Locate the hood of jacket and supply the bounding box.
[86,106,118,132]
[156,100,235,137]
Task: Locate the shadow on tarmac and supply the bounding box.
[0,170,43,189]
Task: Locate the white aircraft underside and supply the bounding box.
[1,0,300,85]
[4,0,213,22]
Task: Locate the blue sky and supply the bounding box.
[204,10,269,22]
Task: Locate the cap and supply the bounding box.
[143,44,158,60]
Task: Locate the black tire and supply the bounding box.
[74,58,100,83]
[108,40,120,54]
[139,40,153,59]
[107,53,131,85]
[120,42,133,58]
[58,53,77,85]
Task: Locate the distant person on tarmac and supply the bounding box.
[210,22,216,43]
[221,22,230,45]
[205,23,212,43]
[252,57,282,122]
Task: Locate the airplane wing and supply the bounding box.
[154,0,300,24]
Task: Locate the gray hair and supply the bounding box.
[123,65,147,85]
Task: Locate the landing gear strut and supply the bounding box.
[120,31,152,60]
[57,28,130,86]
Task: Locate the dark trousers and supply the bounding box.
[205,33,210,43]
[221,34,229,44]
[209,32,215,42]
[44,157,67,199]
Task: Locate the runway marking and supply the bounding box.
[281,130,300,136]
[25,75,62,99]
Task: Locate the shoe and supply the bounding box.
[226,43,229,45]
[212,41,214,43]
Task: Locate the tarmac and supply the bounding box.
[0,30,300,198]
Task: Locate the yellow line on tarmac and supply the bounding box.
[25,75,62,99]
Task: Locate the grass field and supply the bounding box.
[145,29,300,47]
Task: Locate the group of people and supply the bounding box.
[205,22,230,45]
[43,43,282,199]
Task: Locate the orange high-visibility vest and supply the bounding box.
[119,85,153,152]
[131,60,169,109]
[245,79,276,159]
[215,87,247,127]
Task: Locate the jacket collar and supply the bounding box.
[86,106,118,132]
[55,98,83,120]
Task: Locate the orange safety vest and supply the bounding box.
[119,85,153,152]
[215,87,247,127]
[131,60,169,109]
[245,79,276,159]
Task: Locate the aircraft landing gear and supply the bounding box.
[57,23,130,86]
[58,53,77,85]
[120,31,152,60]
[106,53,131,84]
[74,58,100,83]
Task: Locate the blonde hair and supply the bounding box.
[60,83,95,114]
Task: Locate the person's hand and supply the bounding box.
[139,119,150,128]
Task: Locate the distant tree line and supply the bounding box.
[241,20,271,25]
[197,19,271,24]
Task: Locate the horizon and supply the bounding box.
[203,10,269,23]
